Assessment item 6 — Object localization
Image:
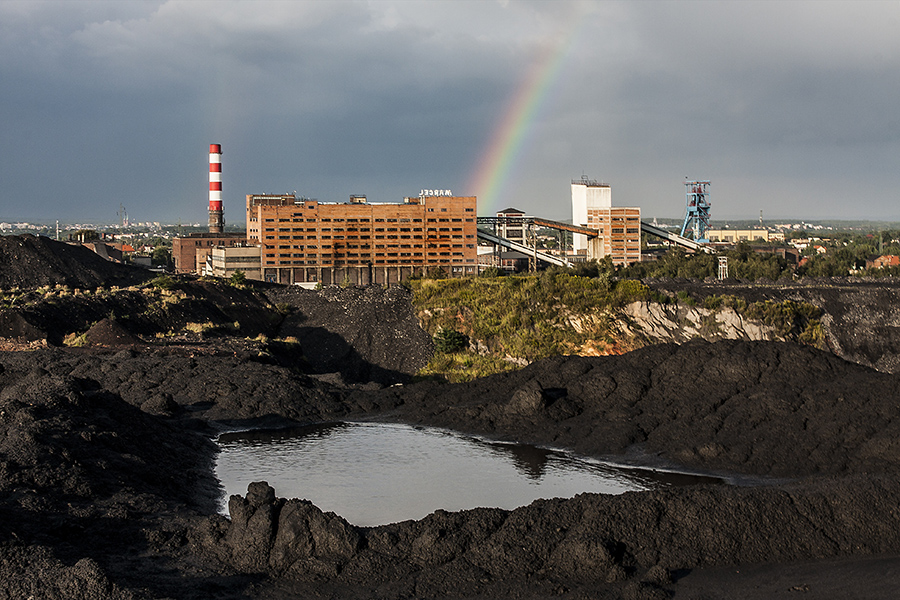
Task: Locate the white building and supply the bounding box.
[570,177,641,266]
[204,245,263,281]
[571,178,611,251]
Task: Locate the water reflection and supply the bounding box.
[490,442,554,480]
[215,422,719,527]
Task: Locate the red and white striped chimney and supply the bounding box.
[208,143,224,233]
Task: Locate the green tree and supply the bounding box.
[230,271,247,287]
[151,246,171,267]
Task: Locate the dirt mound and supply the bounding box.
[0,308,47,342]
[0,550,137,600]
[268,285,433,383]
[357,340,900,479]
[0,363,220,597]
[0,277,429,383]
[83,318,144,346]
[0,234,150,290]
[193,475,900,599]
[58,347,353,422]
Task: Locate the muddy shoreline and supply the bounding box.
[4,341,900,599]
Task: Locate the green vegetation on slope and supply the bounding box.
[411,271,826,382]
[410,273,664,382]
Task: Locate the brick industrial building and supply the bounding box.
[584,206,642,266]
[172,232,246,274]
[245,192,478,285]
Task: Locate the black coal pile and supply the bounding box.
[0,234,149,290]
[356,339,900,479]
[83,317,144,346]
[0,254,430,384]
[0,361,220,599]
[266,285,433,383]
[4,340,900,599]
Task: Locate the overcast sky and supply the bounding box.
[2,0,899,225]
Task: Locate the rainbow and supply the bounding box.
[467,26,583,216]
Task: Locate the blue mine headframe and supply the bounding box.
[680,180,711,243]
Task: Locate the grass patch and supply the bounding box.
[151,274,177,290]
[417,351,520,383]
[63,331,89,347]
[184,321,216,335]
[411,274,829,381]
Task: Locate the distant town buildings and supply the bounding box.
[706,228,771,243]
[867,255,900,269]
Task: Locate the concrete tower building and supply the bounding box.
[571,176,641,266]
[571,177,611,251]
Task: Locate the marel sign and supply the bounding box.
[420,189,452,197]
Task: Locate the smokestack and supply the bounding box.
[208,143,224,233]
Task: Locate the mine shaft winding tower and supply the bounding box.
[680,180,711,243]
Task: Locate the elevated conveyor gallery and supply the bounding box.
[639,221,713,253]
[476,229,570,268]
[476,216,711,271]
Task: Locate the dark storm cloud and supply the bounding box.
[1,1,899,224]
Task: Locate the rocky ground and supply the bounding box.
[4,235,900,599]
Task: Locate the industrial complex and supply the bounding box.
[172,143,762,284]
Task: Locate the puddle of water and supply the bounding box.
[215,422,717,527]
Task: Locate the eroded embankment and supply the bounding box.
[3,341,900,599]
[641,277,900,374]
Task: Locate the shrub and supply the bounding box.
[417,352,519,383]
[703,295,723,311]
[151,274,176,290]
[434,328,468,353]
[609,279,650,306]
[799,319,826,350]
[230,271,247,287]
[63,332,88,347]
[676,290,696,305]
[425,267,448,280]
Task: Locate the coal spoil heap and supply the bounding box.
[5,341,900,599]
[0,234,150,289]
